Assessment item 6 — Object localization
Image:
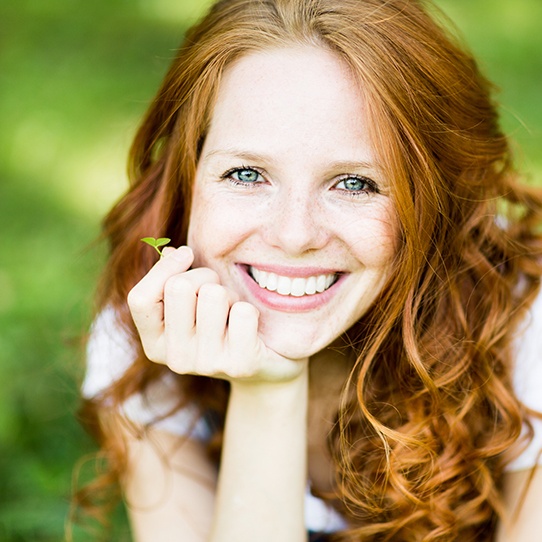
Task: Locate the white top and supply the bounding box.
[83,289,542,531]
[508,288,542,470]
[82,307,347,532]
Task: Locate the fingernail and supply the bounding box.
[170,245,194,261]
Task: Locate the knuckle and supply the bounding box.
[232,301,259,319]
[230,366,253,379]
[164,275,192,297]
[127,287,147,312]
[201,268,220,284]
[185,267,220,285]
[161,348,187,373]
[141,344,162,364]
[166,360,187,374]
[164,341,194,374]
[198,282,226,300]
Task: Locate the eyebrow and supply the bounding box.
[327,159,382,174]
[201,148,382,175]
[201,148,275,165]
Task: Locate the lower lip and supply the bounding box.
[238,265,345,312]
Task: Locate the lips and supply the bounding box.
[249,266,338,297]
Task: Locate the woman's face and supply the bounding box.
[187,46,399,360]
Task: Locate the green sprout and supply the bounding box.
[141,237,171,258]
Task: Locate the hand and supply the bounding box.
[127,246,307,384]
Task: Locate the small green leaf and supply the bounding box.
[141,236,170,257]
[155,237,171,247]
[141,237,158,247]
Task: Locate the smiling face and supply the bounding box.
[187,45,399,360]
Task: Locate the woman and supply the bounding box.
[79,0,542,540]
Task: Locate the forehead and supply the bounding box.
[216,45,360,113]
[201,45,375,165]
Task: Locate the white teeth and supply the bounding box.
[291,278,306,297]
[277,276,291,295]
[316,275,326,293]
[266,272,278,291]
[257,270,268,288]
[250,267,337,297]
[305,276,316,295]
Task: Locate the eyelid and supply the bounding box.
[334,174,380,194]
[220,165,266,183]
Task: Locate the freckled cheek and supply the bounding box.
[343,209,399,267]
[187,195,260,266]
[186,196,219,266]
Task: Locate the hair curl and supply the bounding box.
[75,1,542,540]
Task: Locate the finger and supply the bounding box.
[163,267,221,369]
[228,302,307,380]
[127,246,194,361]
[164,267,222,335]
[131,245,195,307]
[227,302,261,376]
[128,246,194,326]
[194,284,235,367]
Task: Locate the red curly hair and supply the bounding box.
[75,1,542,540]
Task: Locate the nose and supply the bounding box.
[263,186,330,255]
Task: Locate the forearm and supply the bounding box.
[209,370,309,542]
[127,248,311,540]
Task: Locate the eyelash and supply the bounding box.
[220,166,379,196]
[334,175,380,197]
[220,166,265,187]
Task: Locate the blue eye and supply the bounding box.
[335,175,378,195]
[223,167,263,185]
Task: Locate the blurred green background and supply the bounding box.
[1,0,541,540]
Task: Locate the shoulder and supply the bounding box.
[512,285,542,401]
[82,307,213,442]
[82,306,136,398]
[507,286,542,472]
[496,466,542,541]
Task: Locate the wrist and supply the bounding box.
[228,367,309,415]
[230,359,309,396]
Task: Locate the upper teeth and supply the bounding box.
[250,267,336,297]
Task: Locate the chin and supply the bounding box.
[256,307,353,360]
[265,341,320,361]
[261,328,334,361]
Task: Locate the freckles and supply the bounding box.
[369,204,400,252]
[345,214,398,265]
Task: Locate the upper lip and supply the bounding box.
[241,263,344,278]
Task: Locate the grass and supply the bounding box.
[1,0,541,540]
